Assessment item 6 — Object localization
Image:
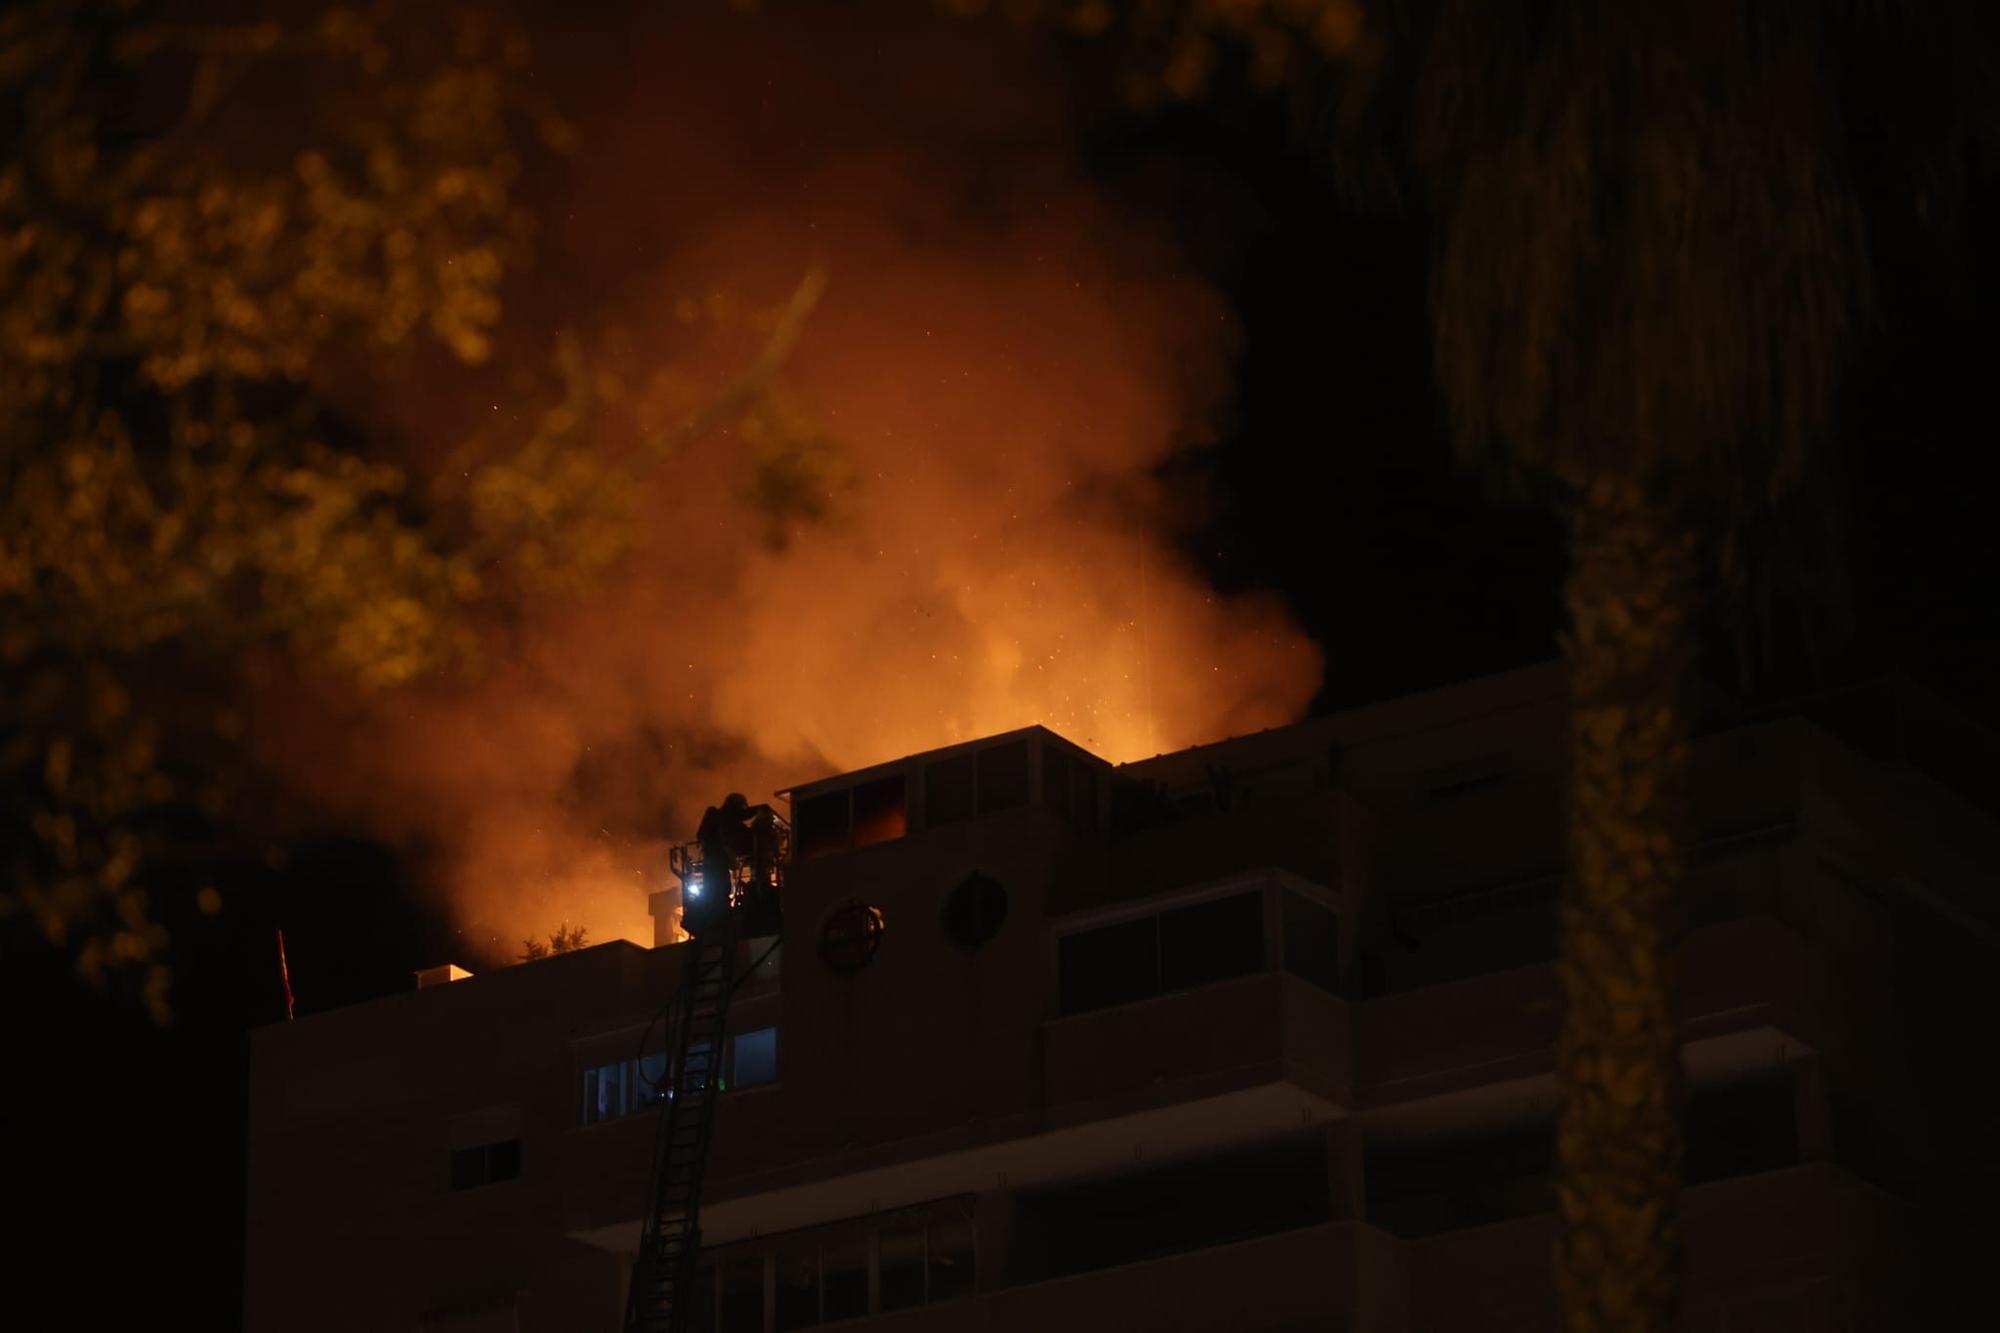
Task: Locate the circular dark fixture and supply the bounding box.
[942,871,1007,947]
[819,900,885,973]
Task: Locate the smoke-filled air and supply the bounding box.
[259,5,1322,961]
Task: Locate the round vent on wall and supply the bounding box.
[819,900,885,974]
[942,871,1007,947]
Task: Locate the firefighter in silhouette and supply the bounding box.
[686,793,752,935]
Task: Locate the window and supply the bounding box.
[1058,916,1158,1015]
[877,1223,925,1311]
[636,1050,670,1105]
[773,1241,818,1331]
[976,740,1029,813]
[1282,892,1340,994]
[820,1233,868,1322]
[1057,891,1267,1016]
[942,871,1007,947]
[924,754,976,827]
[1043,745,1071,816]
[730,1027,779,1089]
[582,1033,774,1124]
[697,1201,976,1330]
[925,1216,975,1303]
[1160,892,1263,991]
[719,1254,762,1333]
[1072,762,1099,832]
[795,789,850,859]
[687,1265,717,1333]
[1043,744,1102,831]
[851,774,907,847]
[583,1060,629,1124]
[447,1139,521,1191]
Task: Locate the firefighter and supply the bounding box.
[685,793,751,935]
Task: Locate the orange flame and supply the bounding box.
[258,9,1323,960]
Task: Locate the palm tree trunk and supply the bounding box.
[1554,475,1698,1332]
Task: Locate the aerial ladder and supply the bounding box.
[623,796,787,1333]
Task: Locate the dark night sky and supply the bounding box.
[16,12,2000,1328]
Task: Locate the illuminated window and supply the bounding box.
[580,1048,687,1124]
[582,1060,628,1124]
[636,1051,670,1105]
[852,774,907,846]
[729,1027,779,1089]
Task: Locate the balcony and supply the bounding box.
[1359,914,1813,1110]
[1042,970,1353,1125]
[1412,1163,1905,1333]
[834,1219,1409,1333]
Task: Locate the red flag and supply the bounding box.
[276,927,296,1021]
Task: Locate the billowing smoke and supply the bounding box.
[263,5,1322,960]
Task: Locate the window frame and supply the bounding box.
[692,1197,977,1331]
[1050,879,1295,1019]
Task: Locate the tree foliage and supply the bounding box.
[520,921,589,961]
[1,1,830,1020]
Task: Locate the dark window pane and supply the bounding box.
[1160,892,1264,992]
[1058,917,1158,1015]
[926,1216,975,1303]
[795,789,850,858]
[1282,892,1341,994]
[821,1233,868,1322]
[485,1138,520,1183]
[976,740,1029,814]
[689,1264,718,1333]
[1043,745,1071,815]
[582,1067,600,1124]
[448,1146,485,1191]
[942,872,1007,947]
[1073,762,1099,832]
[731,1027,778,1089]
[852,775,907,847]
[925,754,975,827]
[774,1243,818,1330]
[878,1223,926,1311]
[719,1255,762,1333]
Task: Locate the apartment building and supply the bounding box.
[242,663,2000,1331]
